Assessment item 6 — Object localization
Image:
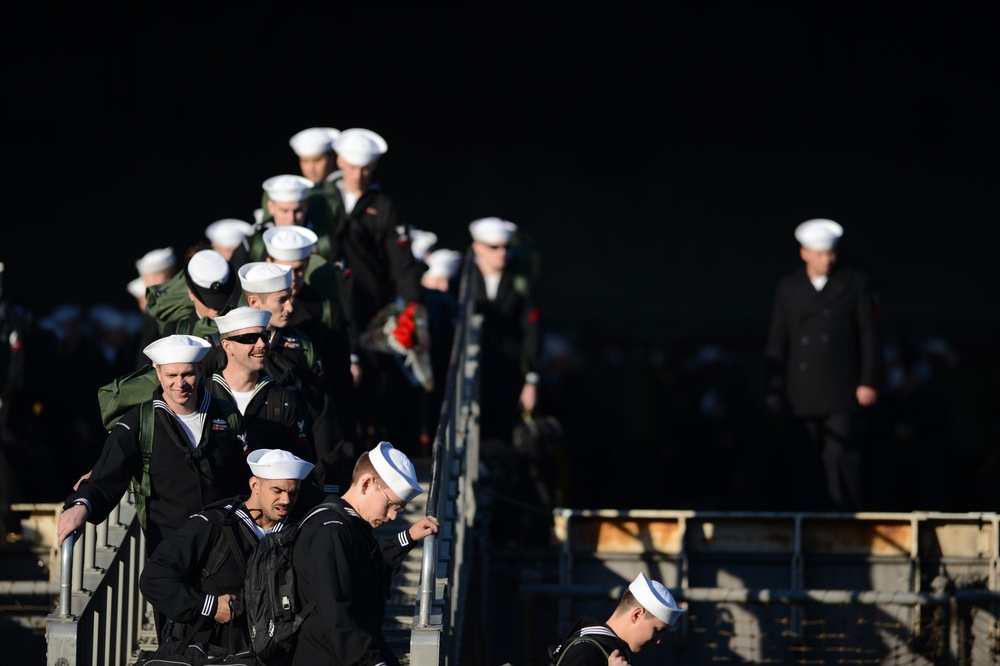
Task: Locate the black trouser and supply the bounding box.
[790,412,863,512]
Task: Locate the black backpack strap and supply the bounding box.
[201,503,246,581]
[551,634,611,665]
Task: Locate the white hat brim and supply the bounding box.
[369,441,422,502]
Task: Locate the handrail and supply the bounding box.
[520,583,1000,606]
[58,530,75,618]
[411,246,479,661]
[46,494,147,666]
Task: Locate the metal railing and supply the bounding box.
[47,498,150,666]
[526,508,1000,665]
[409,247,482,665]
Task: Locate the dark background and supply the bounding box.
[5,5,998,509]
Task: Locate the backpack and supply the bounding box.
[144,270,195,329]
[98,363,160,430]
[548,634,611,665]
[242,501,345,665]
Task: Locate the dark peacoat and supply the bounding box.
[765,265,882,416]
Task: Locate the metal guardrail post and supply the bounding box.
[82,523,95,579]
[58,531,75,618]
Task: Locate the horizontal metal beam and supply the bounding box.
[521,583,1000,606]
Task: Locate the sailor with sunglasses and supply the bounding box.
[210,307,314,469]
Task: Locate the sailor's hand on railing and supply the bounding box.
[57,504,88,546]
[408,515,440,542]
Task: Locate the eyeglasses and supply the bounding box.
[374,479,405,513]
[224,331,270,345]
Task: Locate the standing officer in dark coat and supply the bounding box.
[765,218,882,511]
[468,217,541,445]
[467,217,544,544]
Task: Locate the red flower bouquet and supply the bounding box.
[359,299,434,391]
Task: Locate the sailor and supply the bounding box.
[549,572,685,664]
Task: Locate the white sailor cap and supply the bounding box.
[143,334,212,365]
[333,128,388,166]
[469,217,518,245]
[369,441,423,503]
[794,218,843,251]
[289,127,341,157]
[409,229,438,261]
[205,218,255,248]
[247,448,315,481]
[215,306,272,335]
[628,573,684,626]
[184,249,236,310]
[262,174,314,202]
[238,262,292,294]
[135,247,177,275]
[263,226,318,261]
[425,248,462,279]
[127,276,146,299]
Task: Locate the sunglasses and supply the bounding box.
[224,331,270,345]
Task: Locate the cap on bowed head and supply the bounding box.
[289,127,341,157]
[469,216,518,245]
[215,306,272,335]
[425,248,462,279]
[184,249,236,311]
[127,276,146,299]
[238,262,292,294]
[205,218,255,249]
[135,247,177,276]
[247,448,315,481]
[333,128,388,167]
[262,174,314,202]
[263,226,318,261]
[628,572,685,626]
[369,441,423,503]
[794,218,843,251]
[144,334,213,365]
[409,229,438,261]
